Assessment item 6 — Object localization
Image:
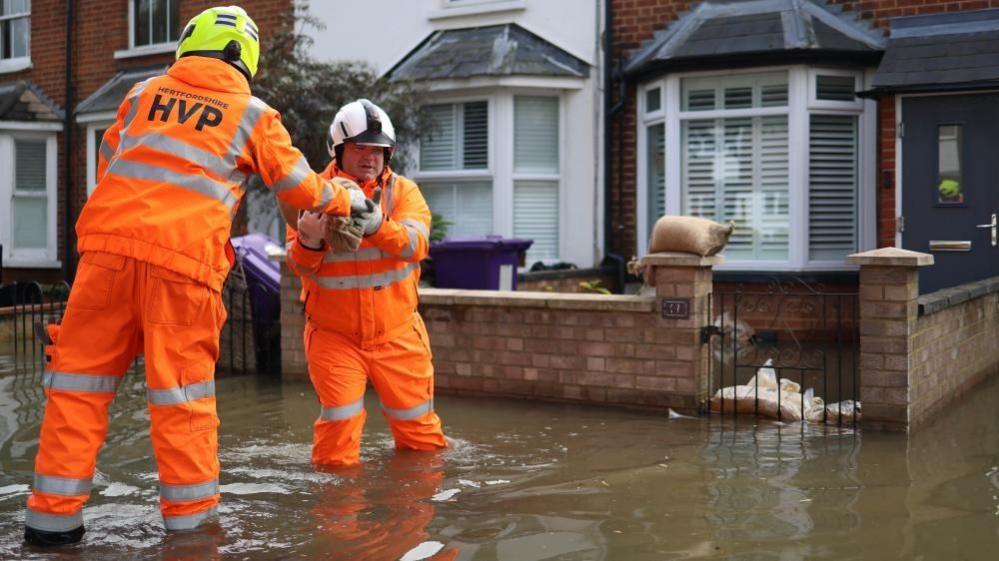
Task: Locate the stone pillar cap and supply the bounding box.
[847,247,933,267]
[641,252,725,267]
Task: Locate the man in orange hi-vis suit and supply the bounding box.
[23,7,372,547]
[286,99,447,470]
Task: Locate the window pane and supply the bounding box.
[816,75,856,102]
[422,181,492,237]
[937,125,963,204]
[134,0,150,46]
[9,15,28,58]
[683,72,787,112]
[645,87,661,113]
[13,196,46,249]
[15,139,46,192]
[462,101,488,169]
[168,0,179,40]
[681,116,789,261]
[646,123,665,240]
[151,0,168,44]
[809,114,858,260]
[514,180,559,263]
[514,96,559,174]
[421,104,456,171]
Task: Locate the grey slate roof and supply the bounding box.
[869,8,999,94]
[0,81,63,121]
[76,65,167,115]
[386,24,588,81]
[625,0,884,78]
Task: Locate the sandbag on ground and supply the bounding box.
[648,215,734,256]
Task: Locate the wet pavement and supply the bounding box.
[1,352,997,560]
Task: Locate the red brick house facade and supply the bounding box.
[0,0,289,284]
[608,0,999,292]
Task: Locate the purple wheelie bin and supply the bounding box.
[429,235,533,291]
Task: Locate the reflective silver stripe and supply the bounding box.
[225,97,266,167]
[268,155,311,194]
[382,399,433,421]
[42,371,121,393]
[114,79,152,158]
[313,181,335,212]
[163,505,218,531]
[319,397,365,421]
[120,132,234,179]
[323,247,384,263]
[399,228,418,259]
[148,380,215,406]
[34,474,92,496]
[401,218,430,239]
[25,508,83,532]
[160,478,219,502]
[99,138,114,162]
[313,262,419,290]
[108,159,238,210]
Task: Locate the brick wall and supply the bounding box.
[278,253,717,415]
[609,0,999,260]
[852,248,999,431]
[909,290,999,428]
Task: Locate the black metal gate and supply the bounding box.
[2,262,278,377]
[704,278,860,425]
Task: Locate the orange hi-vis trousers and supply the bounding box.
[305,318,446,468]
[26,252,225,533]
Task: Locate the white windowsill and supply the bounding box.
[2,259,62,269]
[429,0,527,20]
[0,57,32,74]
[114,43,175,60]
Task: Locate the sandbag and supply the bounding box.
[824,400,862,424]
[710,385,804,421]
[279,177,365,252]
[648,215,734,256]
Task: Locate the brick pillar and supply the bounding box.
[847,247,933,431]
[277,257,308,380]
[640,252,722,410]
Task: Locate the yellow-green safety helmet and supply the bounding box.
[176,6,260,80]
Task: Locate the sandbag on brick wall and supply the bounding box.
[648,216,734,257]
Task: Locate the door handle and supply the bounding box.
[976,213,996,246]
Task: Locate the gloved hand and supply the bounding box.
[297,210,327,250]
[353,188,383,236]
[347,187,369,215]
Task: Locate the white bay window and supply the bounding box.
[418,92,563,264]
[638,67,874,270]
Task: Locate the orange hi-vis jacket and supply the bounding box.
[77,57,351,292]
[287,163,430,347]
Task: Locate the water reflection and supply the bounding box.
[0,353,996,560]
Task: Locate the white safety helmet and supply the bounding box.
[327,99,396,164]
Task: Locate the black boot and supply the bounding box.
[24,525,85,547]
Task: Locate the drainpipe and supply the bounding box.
[602,0,626,292]
[63,0,75,282]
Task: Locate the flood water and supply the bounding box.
[1,353,997,560]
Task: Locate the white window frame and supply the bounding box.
[0,128,60,268]
[637,65,876,272]
[430,0,527,20]
[414,90,566,263]
[115,0,179,59]
[83,117,115,197]
[0,1,31,74]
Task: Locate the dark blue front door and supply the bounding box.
[902,94,999,294]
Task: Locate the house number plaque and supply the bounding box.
[661,298,690,319]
